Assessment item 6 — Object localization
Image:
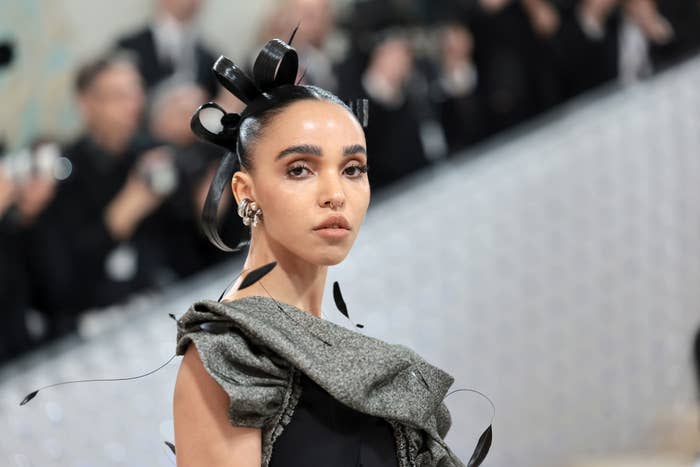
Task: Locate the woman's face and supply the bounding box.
[236,99,370,266]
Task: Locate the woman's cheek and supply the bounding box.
[269,205,304,238]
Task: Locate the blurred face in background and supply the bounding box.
[289,0,333,48]
[368,36,414,89]
[479,0,511,13]
[441,24,474,69]
[150,83,207,146]
[78,62,145,152]
[159,0,205,23]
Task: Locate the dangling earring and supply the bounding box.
[237,198,263,227]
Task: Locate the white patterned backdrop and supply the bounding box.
[1,56,699,466]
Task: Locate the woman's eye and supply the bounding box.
[344,164,369,177]
[287,164,311,178]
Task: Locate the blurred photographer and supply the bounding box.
[432,22,486,153]
[0,40,70,354]
[3,140,75,344]
[550,0,700,98]
[1,141,68,226]
[352,33,433,189]
[44,52,182,312]
[464,0,562,134]
[0,162,34,362]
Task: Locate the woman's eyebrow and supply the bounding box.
[276,144,322,160]
[343,144,367,156]
[276,143,367,160]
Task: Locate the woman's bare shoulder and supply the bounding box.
[218,290,260,305]
[173,343,262,467]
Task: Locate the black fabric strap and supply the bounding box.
[201,151,242,252]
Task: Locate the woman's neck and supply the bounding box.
[224,230,328,317]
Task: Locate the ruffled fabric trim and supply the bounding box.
[402,425,465,467]
[262,368,302,466]
[389,420,414,467]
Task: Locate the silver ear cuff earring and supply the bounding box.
[237,198,263,227]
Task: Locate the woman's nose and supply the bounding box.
[318,172,345,209]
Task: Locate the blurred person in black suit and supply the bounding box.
[45,53,184,311]
[147,78,245,276]
[0,165,33,362]
[651,1,700,70]
[0,42,74,347]
[9,140,77,343]
[627,0,700,73]
[551,0,700,99]
[547,0,621,98]
[352,33,432,189]
[115,0,218,97]
[431,22,486,154]
[463,0,563,135]
[0,137,69,351]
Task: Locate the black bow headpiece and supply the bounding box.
[190,27,369,252]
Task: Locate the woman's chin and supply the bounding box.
[306,248,350,267]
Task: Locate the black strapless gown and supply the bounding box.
[269,373,399,467]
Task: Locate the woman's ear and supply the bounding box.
[231,170,254,205]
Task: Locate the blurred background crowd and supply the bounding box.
[1,0,700,397]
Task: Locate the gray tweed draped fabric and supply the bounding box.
[175,295,465,467]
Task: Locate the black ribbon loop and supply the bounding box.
[253,38,299,91]
[213,55,262,104]
[190,102,241,151]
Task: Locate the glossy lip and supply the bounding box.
[314,227,350,240]
[313,214,351,241]
[313,214,351,231]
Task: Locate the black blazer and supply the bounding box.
[115,26,218,97]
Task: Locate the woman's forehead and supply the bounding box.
[265,100,365,142]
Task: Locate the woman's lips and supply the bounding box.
[313,227,350,240]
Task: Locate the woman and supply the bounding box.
[172,34,479,467]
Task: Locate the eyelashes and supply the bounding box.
[285,162,369,179]
[344,164,369,177]
[286,162,311,178]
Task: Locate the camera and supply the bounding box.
[135,147,179,197]
[0,141,73,184]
